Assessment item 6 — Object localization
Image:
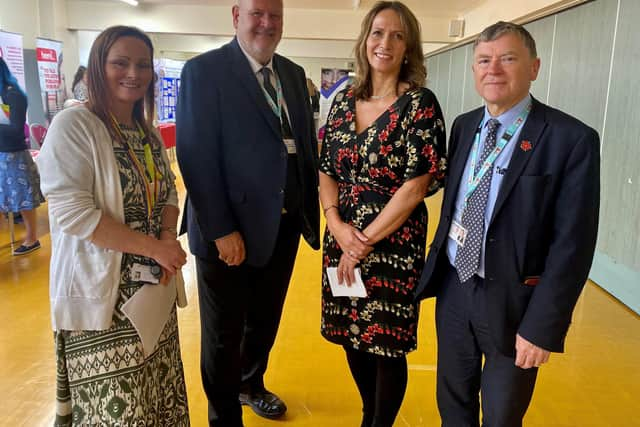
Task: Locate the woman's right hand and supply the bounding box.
[150,239,187,275]
[328,220,373,260]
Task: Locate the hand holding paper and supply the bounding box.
[326,267,367,298]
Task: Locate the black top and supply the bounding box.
[0,86,28,152]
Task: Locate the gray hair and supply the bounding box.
[473,21,538,58]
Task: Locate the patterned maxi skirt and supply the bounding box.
[54,282,190,426]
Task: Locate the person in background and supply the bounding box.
[71,65,88,101]
[176,0,320,424]
[0,57,44,255]
[37,25,190,426]
[318,2,446,426]
[415,21,600,427]
[306,77,320,113]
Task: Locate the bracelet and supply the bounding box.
[323,205,338,215]
[160,226,177,234]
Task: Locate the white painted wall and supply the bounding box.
[3,0,580,100]
[0,0,39,49]
[65,0,457,43]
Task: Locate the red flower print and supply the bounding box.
[333,117,344,128]
[379,144,393,156]
[345,111,353,122]
[425,106,435,118]
[349,309,358,321]
[379,129,389,142]
[422,145,434,157]
[369,167,380,178]
[401,227,411,241]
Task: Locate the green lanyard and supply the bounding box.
[260,70,284,123]
[464,102,532,207]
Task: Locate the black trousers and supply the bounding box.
[435,262,538,427]
[195,214,301,427]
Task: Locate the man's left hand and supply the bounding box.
[515,333,550,369]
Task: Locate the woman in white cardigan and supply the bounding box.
[38,26,190,426]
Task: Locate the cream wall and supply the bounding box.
[0,0,40,49]
[3,0,584,100]
[64,0,457,43]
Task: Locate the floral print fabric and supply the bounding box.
[319,87,446,357]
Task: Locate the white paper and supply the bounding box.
[121,280,177,357]
[326,267,368,298]
[175,271,188,308]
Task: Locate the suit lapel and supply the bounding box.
[444,109,484,214]
[228,38,281,138]
[490,98,547,224]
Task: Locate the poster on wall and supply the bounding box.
[154,58,184,123]
[0,31,26,91]
[36,38,67,122]
[318,68,351,140]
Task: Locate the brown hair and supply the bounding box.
[352,1,426,100]
[474,21,538,58]
[86,25,157,144]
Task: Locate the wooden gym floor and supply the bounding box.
[0,163,638,427]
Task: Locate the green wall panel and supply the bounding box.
[462,44,484,113]
[548,0,618,133]
[524,16,556,103]
[597,0,640,273]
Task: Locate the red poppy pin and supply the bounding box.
[520,140,532,152]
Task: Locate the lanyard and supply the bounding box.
[464,102,532,206]
[260,70,284,123]
[110,114,163,219]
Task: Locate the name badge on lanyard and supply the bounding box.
[449,219,468,247]
[284,138,297,154]
[261,72,297,155]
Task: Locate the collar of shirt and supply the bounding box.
[479,93,532,142]
[237,39,274,78]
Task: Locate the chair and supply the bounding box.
[29,123,47,148]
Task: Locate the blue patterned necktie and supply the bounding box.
[454,118,501,282]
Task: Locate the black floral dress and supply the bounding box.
[319,87,446,357]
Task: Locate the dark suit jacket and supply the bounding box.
[416,97,600,357]
[176,38,320,266]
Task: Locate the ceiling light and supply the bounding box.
[118,0,139,6]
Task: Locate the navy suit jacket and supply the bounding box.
[176,38,320,266]
[415,97,600,356]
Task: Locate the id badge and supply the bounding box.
[131,263,160,284]
[283,138,297,154]
[448,219,467,248]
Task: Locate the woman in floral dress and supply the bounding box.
[319,2,446,426]
[38,26,189,426]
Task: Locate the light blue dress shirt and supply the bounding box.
[446,94,532,278]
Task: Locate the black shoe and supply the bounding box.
[13,240,41,256]
[239,389,287,419]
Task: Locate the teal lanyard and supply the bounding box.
[464,102,532,206]
[260,70,284,122]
